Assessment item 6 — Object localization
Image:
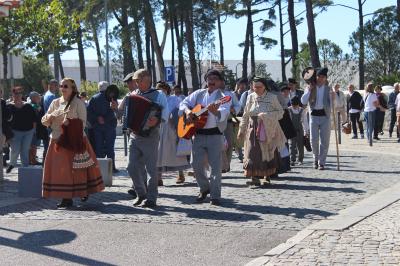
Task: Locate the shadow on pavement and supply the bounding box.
[264,183,365,194]
[0,227,114,266]
[275,176,364,184]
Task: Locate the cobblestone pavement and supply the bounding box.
[263,200,400,265]
[1,133,399,231]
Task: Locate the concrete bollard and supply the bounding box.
[97,158,113,187]
[18,166,43,198]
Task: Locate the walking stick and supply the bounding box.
[331,94,340,171]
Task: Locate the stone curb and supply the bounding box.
[245,181,400,266]
[0,197,37,209]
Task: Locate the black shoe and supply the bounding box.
[133,196,146,206]
[373,136,380,140]
[196,190,210,202]
[57,199,73,208]
[112,168,119,174]
[81,196,89,202]
[128,189,137,199]
[314,161,318,169]
[290,161,295,166]
[210,199,221,206]
[142,200,157,208]
[221,168,230,173]
[397,138,400,143]
[319,164,325,170]
[6,165,14,173]
[389,132,392,138]
[351,135,358,139]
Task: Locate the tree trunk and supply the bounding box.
[144,0,165,80]
[242,5,251,79]
[358,0,365,90]
[170,13,175,67]
[132,8,144,69]
[120,5,136,76]
[145,32,152,75]
[76,24,87,81]
[184,2,200,91]
[305,0,321,68]
[288,0,299,79]
[58,52,65,79]
[248,2,255,77]
[397,0,400,26]
[90,19,103,67]
[2,45,8,90]
[53,50,60,81]
[151,37,157,85]
[278,0,286,82]
[174,14,188,93]
[217,1,224,66]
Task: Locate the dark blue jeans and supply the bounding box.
[93,126,116,167]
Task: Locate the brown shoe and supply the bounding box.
[176,174,185,184]
[158,178,164,186]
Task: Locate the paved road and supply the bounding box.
[0,132,399,265]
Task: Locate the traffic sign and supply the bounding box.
[164,66,175,83]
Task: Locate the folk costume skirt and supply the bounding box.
[42,137,104,198]
[157,120,190,172]
[243,117,279,178]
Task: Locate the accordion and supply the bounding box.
[123,94,162,137]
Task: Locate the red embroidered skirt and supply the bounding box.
[42,137,104,198]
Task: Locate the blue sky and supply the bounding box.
[62,0,396,62]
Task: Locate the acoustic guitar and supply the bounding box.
[177,95,231,139]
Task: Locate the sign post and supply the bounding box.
[164,66,175,84]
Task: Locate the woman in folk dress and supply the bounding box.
[237,77,286,186]
[41,78,104,208]
[156,82,190,185]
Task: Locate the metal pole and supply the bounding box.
[105,0,110,82]
[338,112,341,144]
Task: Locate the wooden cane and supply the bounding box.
[331,94,340,171]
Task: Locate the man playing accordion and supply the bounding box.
[125,69,168,208]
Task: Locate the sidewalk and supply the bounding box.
[248,182,400,265]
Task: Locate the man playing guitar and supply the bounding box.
[179,70,231,206]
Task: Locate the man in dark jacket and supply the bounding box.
[346,84,365,139]
[87,81,118,172]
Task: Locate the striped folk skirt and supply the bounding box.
[42,137,104,199]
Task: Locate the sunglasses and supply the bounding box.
[60,84,69,89]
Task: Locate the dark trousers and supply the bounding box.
[93,126,116,167]
[349,112,364,136]
[389,108,399,137]
[374,110,385,137]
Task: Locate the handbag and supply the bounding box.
[176,138,192,157]
[342,121,352,134]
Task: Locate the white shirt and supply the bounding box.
[315,85,325,109]
[364,93,378,112]
[301,85,325,109]
[179,89,231,129]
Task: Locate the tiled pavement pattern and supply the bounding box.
[1,134,399,231]
[264,200,400,265]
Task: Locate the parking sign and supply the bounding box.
[164,66,175,83]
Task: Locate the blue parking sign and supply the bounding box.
[164,66,175,83]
